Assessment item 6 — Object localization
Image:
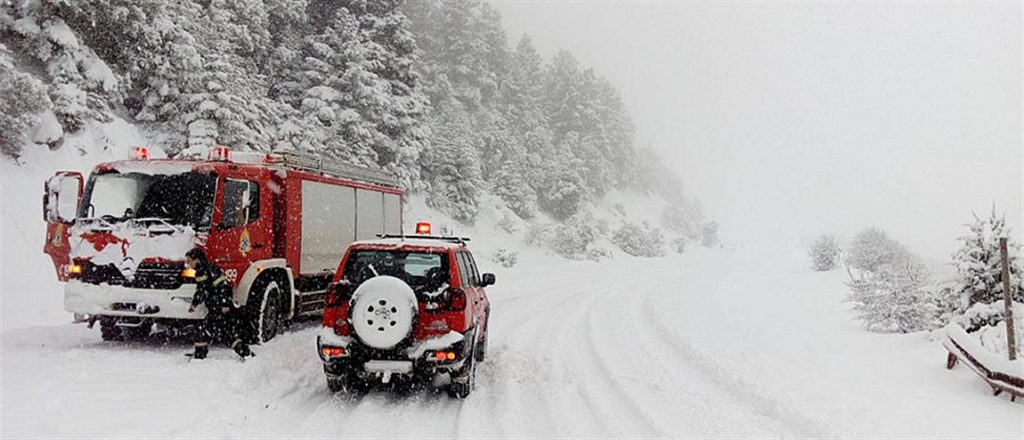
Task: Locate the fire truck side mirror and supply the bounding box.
[44,172,83,223]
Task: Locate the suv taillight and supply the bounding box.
[325,282,351,307]
[442,287,467,311]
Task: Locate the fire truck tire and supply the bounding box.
[99,318,151,342]
[249,277,284,343]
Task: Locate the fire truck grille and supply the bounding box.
[78,262,186,290]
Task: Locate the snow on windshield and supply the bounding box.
[79,171,216,229]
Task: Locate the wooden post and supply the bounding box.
[999,238,1017,361]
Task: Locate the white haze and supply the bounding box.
[493,1,1023,260]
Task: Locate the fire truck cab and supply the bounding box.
[43,147,403,343]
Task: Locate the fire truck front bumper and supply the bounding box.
[64,281,203,320]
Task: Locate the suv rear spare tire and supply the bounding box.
[350,276,417,350]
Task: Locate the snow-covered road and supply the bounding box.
[3,248,1021,438]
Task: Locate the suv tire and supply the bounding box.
[447,346,477,398]
[327,373,370,394]
[350,276,417,350]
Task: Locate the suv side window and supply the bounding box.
[465,252,480,287]
[455,252,469,287]
[456,252,479,287]
[220,179,259,229]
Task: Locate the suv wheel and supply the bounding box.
[476,326,488,362]
[327,373,370,394]
[447,346,477,398]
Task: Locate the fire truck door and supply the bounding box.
[43,171,83,281]
[208,178,272,288]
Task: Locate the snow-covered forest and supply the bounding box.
[0,0,708,247]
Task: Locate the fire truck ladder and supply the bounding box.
[272,151,400,188]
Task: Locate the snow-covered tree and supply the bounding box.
[945,208,1024,316]
[0,43,52,159]
[847,227,912,273]
[419,107,482,223]
[845,228,938,332]
[808,235,841,271]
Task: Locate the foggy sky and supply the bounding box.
[492,1,1023,260]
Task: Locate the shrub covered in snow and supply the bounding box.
[954,301,1024,334]
[808,235,841,271]
[551,215,600,260]
[700,221,719,248]
[845,228,938,333]
[523,218,604,260]
[490,249,518,268]
[846,259,938,333]
[611,222,665,257]
[671,237,687,254]
[524,222,554,248]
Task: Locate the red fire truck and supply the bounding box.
[42,147,403,342]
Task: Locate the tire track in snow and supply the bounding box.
[638,285,833,439]
[486,262,661,436]
[488,269,620,436]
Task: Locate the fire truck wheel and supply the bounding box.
[99,318,151,342]
[251,278,283,343]
[99,319,122,341]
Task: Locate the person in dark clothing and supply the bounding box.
[185,247,253,360]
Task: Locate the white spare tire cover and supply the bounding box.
[350,276,417,349]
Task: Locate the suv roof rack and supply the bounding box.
[269,150,399,188]
[376,234,471,244]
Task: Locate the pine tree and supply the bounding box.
[0,42,53,160]
[419,106,483,223]
[948,208,1024,314]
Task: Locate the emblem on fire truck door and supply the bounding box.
[51,224,65,247]
[239,228,251,254]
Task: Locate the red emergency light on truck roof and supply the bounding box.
[43,149,404,344]
[131,146,149,160]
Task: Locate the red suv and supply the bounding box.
[317,230,493,398]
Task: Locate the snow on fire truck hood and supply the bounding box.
[68,219,198,278]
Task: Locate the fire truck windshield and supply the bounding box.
[78,171,217,229]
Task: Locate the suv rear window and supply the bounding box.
[343,250,450,295]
